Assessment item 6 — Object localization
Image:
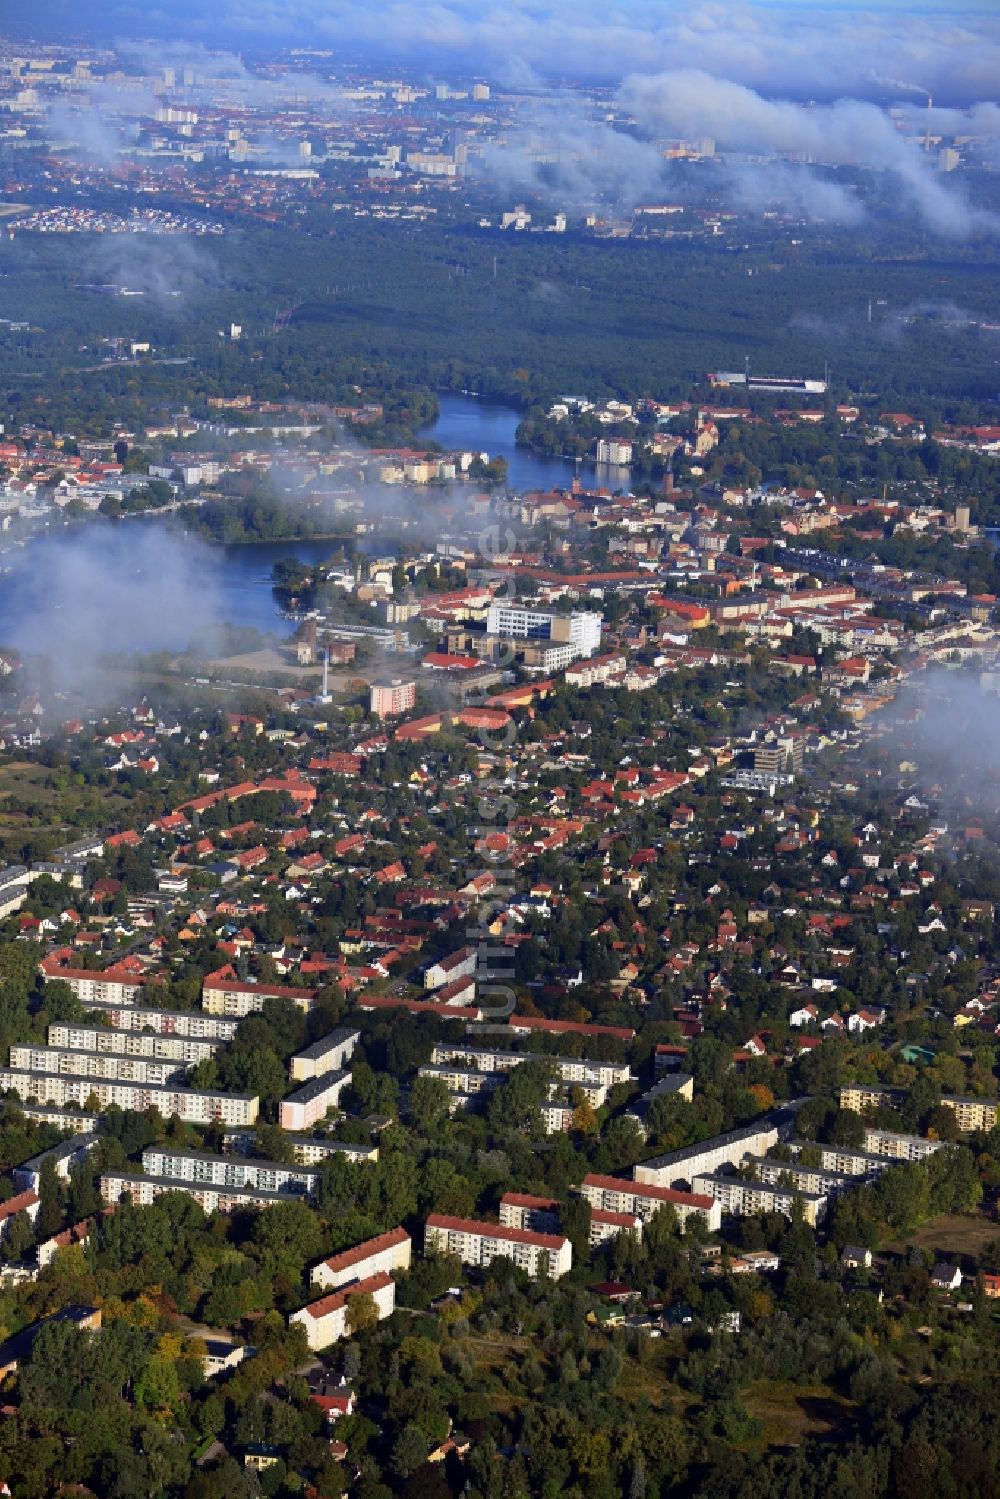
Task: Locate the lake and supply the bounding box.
[0,395,614,653]
[419,392,594,493]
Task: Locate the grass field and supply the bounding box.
[0,758,130,860]
[743,1379,857,1448]
[884,1212,1000,1263]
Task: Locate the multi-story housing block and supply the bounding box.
[279,1069,351,1132]
[941,1094,998,1132]
[40,956,146,1007]
[747,1156,854,1198]
[289,1029,360,1082]
[498,1193,561,1234]
[0,1067,258,1126]
[290,1272,396,1350]
[424,1214,572,1279]
[141,1147,319,1197]
[423,947,478,992]
[310,1227,412,1292]
[634,1123,781,1190]
[484,605,602,659]
[429,1044,631,1091]
[839,1083,903,1114]
[201,969,316,1018]
[589,1208,642,1247]
[840,1083,997,1135]
[691,1172,827,1227]
[786,1140,901,1177]
[47,1024,219,1066]
[13,1133,100,1194]
[579,1174,721,1233]
[223,1130,379,1166]
[102,1171,291,1214]
[862,1128,944,1162]
[9,1045,183,1087]
[65,1004,239,1042]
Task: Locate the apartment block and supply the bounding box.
[424,1213,572,1280]
[47,1024,219,1066]
[65,1004,239,1042]
[839,1083,903,1115]
[9,1045,183,1088]
[0,1067,258,1126]
[310,1227,411,1292]
[589,1208,642,1247]
[102,1171,292,1214]
[20,1104,103,1134]
[787,1140,900,1177]
[279,1069,351,1132]
[222,1130,379,1167]
[370,680,416,718]
[498,1193,561,1234]
[290,1272,396,1351]
[747,1156,853,1198]
[484,604,602,658]
[579,1173,721,1233]
[840,1083,996,1135]
[289,1028,360,1083]
[201,970,317,1018]
[691,1171,827,1227]
[141,1147,319,1197]
[0,1190,40,1240]
[539,1103,576,1134]
[941,1094,998,1132]
[423,947,477,992]
[753,734,805,777]
[429,1044,631,1091]
[40,957,146,1007]
[862,1128,944,1162]
[634,1122,781,1190]
[14,1133,99,1194]
[418,1063,500,1098]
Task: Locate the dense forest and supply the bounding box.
[2,221,1000,440]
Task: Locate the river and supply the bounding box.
[0,395,610,651]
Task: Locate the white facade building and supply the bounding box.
[279,1069,351,1132]
[47,1024,219,1066]
[101,1171,293,1214]
[9,1045,183,1087]
[310,1227,412,1292]
[141,1146,319,1197]
[289,1029,360,1083]
[290,1272,396,1350]
[579,1174,721,1233]
[0,1067,258,1126]
[424,1214,572,1279]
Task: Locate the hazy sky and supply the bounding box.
[4,2,997,103]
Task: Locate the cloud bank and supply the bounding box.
[5,2,999,104]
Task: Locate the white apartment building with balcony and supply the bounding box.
[9,1045,183,1088]
[101,1171,293,1214]
[579,1174,721,1233]
[141,1146,319,1198]
[47,1023,219,1066]
[424,1213,572,1279]
[0,1067,258,1126]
